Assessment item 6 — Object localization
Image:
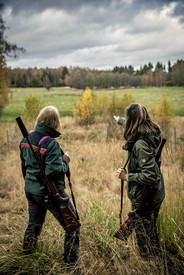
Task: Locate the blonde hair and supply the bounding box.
[124,103,160,141]
[36,106,61,131]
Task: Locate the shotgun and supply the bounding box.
[114,137,166,241]
[16,116,81,232]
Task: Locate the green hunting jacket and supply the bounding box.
[118,117,165,210]
[20,123,68,196]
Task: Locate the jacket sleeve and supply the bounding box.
[44,139,69,177]
[118,117,126,127]
[128,140,160,186]
[20,142,26,179]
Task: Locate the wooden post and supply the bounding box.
[106,123,110,142]
[7,130,10,152]
[174,127,177,147]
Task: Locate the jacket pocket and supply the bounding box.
[127,181,137,200]
[127,181,143,201]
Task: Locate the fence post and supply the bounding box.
[174,127,177,147]
[7,129,10,152]
[106,123,110,142]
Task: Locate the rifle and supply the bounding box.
[114,137,166,241]
[16,117,81,232]
[119,153,132,227]
[60,147,80,221]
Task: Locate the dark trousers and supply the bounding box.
[23,191,80,264]
[132,201,163,260]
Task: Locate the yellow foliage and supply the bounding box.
[107,91,135,117]
[96,93,109,116]
[150,96,174,137]
[119,91,135,112]
[22,93,43,122]
[73,88,96,125]
[0,67,9,116]
[142,70,153,86]
[59,78,64,86]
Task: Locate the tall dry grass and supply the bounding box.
[0,117,184,274]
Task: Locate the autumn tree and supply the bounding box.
[96,92,109,116]
[106,93,119,118]
[153,96,174,138]
[22,94,43,122]
[106,92,135,139]
[0,4,24,120]
[107,91,135,118]
[154,62,166,87]
[73,88,96,125]
[119,91,135,114]
[0,66,8,121]
[142,70,153,86]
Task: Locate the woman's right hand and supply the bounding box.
[113,115,120,123]
[117,167,128,181]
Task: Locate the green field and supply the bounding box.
[1,86,184,123]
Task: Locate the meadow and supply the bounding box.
[1,86,184,123]
[0,87,184,274]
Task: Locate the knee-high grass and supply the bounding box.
[0,117,184,274]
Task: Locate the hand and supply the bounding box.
[62,152,71,163]
[117,167,128,181]
[113,115,120,123]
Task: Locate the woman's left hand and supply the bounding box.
[117,168,128,181]
[62,152,71,163]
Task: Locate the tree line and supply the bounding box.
[6,59,184,90]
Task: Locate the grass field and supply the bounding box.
[0,117,184,274]
[1,86,184,123]
[0,86,184,274]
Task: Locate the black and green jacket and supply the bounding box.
[20,123,68,196]
[118,117,165,209]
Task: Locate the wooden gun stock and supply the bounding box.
[16,117,81,232]
[114,138,166,241]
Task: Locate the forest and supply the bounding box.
[5,59,184,90]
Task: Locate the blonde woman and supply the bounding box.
[114,103,165,260]
[19,106,79,265]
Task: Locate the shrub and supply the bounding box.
[119,91,135,114]
[96,92,109,116]
[106,93,119,118]
[73,88,97,125]
[155,96,174,137]
[107,91,135,118]
[22,94,43,122]
[106,92,135,140]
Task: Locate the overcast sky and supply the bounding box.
[2,0,184,70]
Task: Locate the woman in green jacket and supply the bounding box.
[115,103,165,260]
[19,106,80,265]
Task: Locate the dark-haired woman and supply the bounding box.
[114,103,165,260]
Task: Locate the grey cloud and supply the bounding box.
[3,0,183,18]
[3,0,184,29]
[172,1,184,22]
[4,0,113,15]
[2,0,184,69]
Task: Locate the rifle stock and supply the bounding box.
[16,116,81,232]
[114,138,166,241]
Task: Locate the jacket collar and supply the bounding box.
[35,123,61,138]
